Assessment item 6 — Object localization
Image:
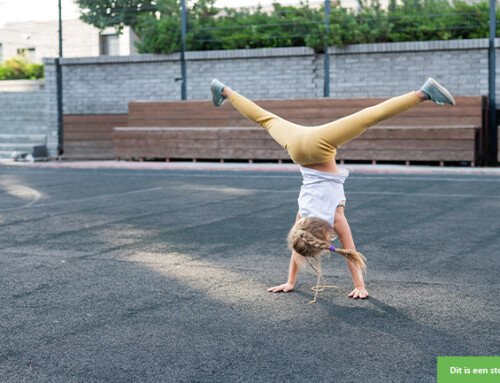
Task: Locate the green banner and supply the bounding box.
[438,357,500,382]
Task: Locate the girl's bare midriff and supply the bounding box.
[304,158,340,174]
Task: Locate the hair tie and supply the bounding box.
[295,229,304,238]
[329,245,336,252]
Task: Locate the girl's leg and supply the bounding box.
[213,79,452,166]
[227,91,304,150]
[314,92,421,149]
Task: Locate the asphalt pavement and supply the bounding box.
[1,163,499,382]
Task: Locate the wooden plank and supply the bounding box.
[360,127,477,140]
[64,114,127,122]
[127,106,483,120]
[336,149,474,161]
[114,130,269,141]
[129,96,482,113]
[128,113,481,128]
[115,127,272,140]
[340,139,474,151]
[65,124,124,132]
[113,131,476,147]
[128,96,481,111]
[63,146,114,158]
[64,152,114,160]
[114,138,284,150]
[65,131,114,140]
[126,116,480,128]
[114,147,290,159]
[64,148,114,159]
[118,125,476,131]
[115,126,477,139]
[114,129,221,139]
[64,115,127,126]
[64,141,113,149]
[132,105,482,122]
[65,116,128,133]
[113,144,474,162]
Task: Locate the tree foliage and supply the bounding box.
[0,57,44,80]
[387,0,491,41]
[136,0,325,53]
[75,0,498,53]
[75,0,159,32]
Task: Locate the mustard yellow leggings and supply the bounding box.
[229,92,421,165]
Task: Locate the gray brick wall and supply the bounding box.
[186,47,320,100]
[328,39,491,98]
[0,85,58,157]
[0,91,46,134]
[60,54,181,114]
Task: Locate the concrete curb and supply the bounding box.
[3,160,500,175]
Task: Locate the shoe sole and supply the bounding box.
[210,79,226,107]
[428,78,456,106]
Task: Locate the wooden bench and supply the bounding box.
[113,96,484,165]
[64,114,128,159]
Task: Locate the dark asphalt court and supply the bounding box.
[1,164,499,383]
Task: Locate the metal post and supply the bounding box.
[324,0,330,97]
[181,0,187,100]
[56,0,64,157]
[488,0,498,165]
[58,0,63,57]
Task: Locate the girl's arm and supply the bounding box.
[267,252,299,292]
[334,206,369,299]
[267,213,301,293]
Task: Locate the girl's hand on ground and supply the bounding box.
[348,287,369,299]
[267,282,295,293]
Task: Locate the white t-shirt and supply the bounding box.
[298,166,349,227]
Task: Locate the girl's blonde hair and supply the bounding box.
[287,217,366,302]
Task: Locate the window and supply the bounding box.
[100,34,120,56]
[17,47,36,61]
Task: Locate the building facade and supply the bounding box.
[0,0,138,63]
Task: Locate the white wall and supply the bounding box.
[0,0,137,62]
[0,0,80,25]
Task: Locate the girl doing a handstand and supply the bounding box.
[210,78,455,301]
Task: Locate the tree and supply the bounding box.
[75,0,500,53]
[135,0,219,53]
[75,0,159,33]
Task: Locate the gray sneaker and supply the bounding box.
[210,79,227,107]
[420,78,456,106]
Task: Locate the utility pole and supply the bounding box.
[181,0,187,100]
[57,0,64,157]
[324,0,330,97]
[488,0,498,165]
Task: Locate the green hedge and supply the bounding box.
[135,0,498,54]
[0,57,44,81]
